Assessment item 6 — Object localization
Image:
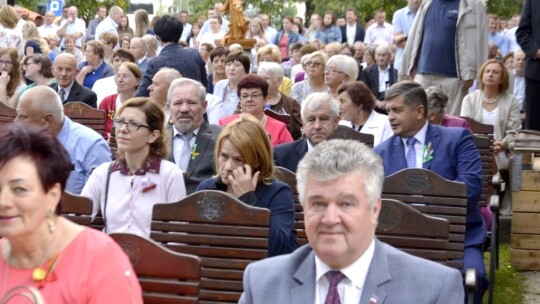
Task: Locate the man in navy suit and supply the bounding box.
[136,15,207,97]
[373,81,486,303]
[340,8,365,45]
[273,93,340,173]
[240,139,464,304]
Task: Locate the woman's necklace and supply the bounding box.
[482,92,500,105]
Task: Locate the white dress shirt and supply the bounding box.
[346,23,357,46]
[172,127,200,166]
[314,239,375,304]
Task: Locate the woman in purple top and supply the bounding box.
[426,86,471,130]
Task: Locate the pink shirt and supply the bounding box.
[0,228,142,303]
[219,114,293,146]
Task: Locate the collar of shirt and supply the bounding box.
[110,155,161,175]
[137,56,147,65]
[58,81,75,97]
[315,239,376,303]
[173,126,200,138]
[400,121,428,148]
[306,139,315,152]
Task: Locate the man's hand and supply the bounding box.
[493,140,507,155]
[227,164,260,198]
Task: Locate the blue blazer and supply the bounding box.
[373,124,485,246]
[340,24,365,44]
[239,240,464,304]
[196,178,298,257]
[136,44,208,97]
[273,138,308,174]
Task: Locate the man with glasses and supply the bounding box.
[15,86,111,194]
[167,78,222,194]
[274,92,340,173]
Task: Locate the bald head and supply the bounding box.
[149,68,182,107]
[109,6,124,24]
[54,53,78,88]
[16,86,64,132]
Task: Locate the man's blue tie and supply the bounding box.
[406,137,417,168]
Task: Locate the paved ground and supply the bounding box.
[523,272,540,303]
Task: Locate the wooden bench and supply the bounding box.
[64,102,106,137]
[381,168,468,269]
[274,166,307,246]
[61,191,93,226]
[377,199,450,264]
[0,102,16,125]
[332,125,375,148]
[151,190,270,304]
[110,233,201,304]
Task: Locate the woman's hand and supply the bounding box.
[493,140,507,155]
[227,164,260,197]
[80,65,93,75]
[0,72,11,87]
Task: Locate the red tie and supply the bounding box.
[324,271,345,304]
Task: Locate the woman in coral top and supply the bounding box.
[99,62,141,139]
[0,123,142,303]
[218,74,293,146]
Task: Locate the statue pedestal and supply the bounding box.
[224,39,257,50]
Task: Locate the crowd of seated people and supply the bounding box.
[0,2,531,302]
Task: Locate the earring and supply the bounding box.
[46,209,56,233]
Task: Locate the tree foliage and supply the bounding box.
[486,0,525,18]
[306,0,405,22]
[183,0,295,26]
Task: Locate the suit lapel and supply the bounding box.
[390,136,407,173]
[167,124,175,163]
[290,250,316,304]
[359,240,389,304]
[187,122,211,176]
[68,82,80,102]
[295,139,308,166]
[423,124,438,170]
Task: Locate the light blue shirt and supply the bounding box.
[392,5,417,72]
[57,116,112,194]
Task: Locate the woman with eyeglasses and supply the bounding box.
[219,74,293,146]
[324,55,358,98]
[0,47,26,107]
[291,51,329,105]
[99,62,142,139]
[12,54,55,107]
[82,97,186,237]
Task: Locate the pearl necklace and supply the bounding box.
[482,92,500,104]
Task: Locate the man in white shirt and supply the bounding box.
[340,8,365,46]
[258,13,278,44]
[56,6,86,49]
[512,50,526,111]
[364,10,394,46]
[14,5,27,33]
[179,11,192,42]
[143,34,159,59]
[38,11,59,39]
[239,138,464,304]
[95,6,124,43]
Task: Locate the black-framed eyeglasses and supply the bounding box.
[113,118,151,132]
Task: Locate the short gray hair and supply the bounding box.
[297,139,383,207]
[425,86,448,115]
[326,54,358,81]
[167,78,206,105]
[301,92,339,120]
[257,61,284,79]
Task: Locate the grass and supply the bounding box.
[483,244,526,304]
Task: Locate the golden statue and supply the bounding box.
[219,0,253,47]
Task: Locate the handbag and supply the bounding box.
[512,130,540,153]
[1,285,45,304]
